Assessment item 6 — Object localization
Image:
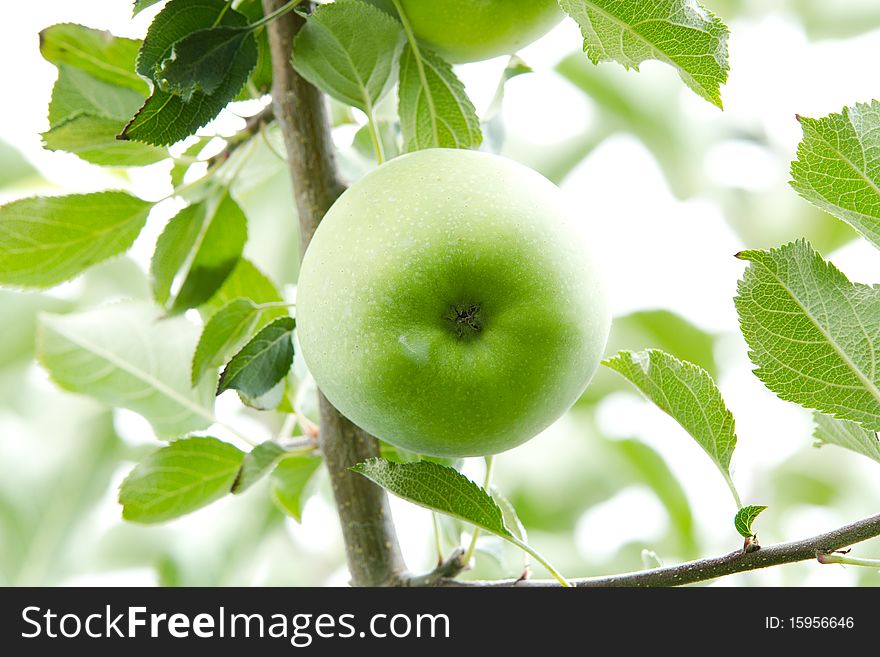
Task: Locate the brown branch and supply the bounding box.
[206,104,275,168]
[403,549,468,587]
[432,511,880,587]
[262,0,406,586]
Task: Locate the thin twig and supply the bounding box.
[427,512,880,587]
[404,549,468,587]
[206,104,275,169]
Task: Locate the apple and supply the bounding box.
[368,0,564,63]
[296,149,610,457]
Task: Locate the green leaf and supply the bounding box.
[604,349,737,479]
[192,298,282,385]
[0,405,121,585]
[133,0,165,16]
[137,0,229,79]
[734,505,768,538]
[120,59,257,146]
[0,192,152,289]
[271,455,323,522]
[790,101,880,250]
[119,436,244,523]
[735,240,880,430]
[357,461,573,584]
[150,192,247,313]
[40,23,148,93]
[490,486,530,570]
[47,65,145,125]
[170,138,211,188]
[0,291,69,366]
[613,311,718,376]
[613,438,696,555]
[291,0,402,113]
[557,0,729,108]
[0,140,41,189]
[43,113,168,166]
[352,120,401,161]
[555,52,696,196]
[580,309,718,406]
[121,0,257,145]
[352,458,512,539]
[483,55,533,151]
[157,26,254,101]
[378,442,462,469]
[43,63,166,167]
[813,412,880,466]
[398,43,482,151]
[641,549,663,569]
[200,258,284,318]
[237,377,286,411]
[37,302,216,437]
[217,317,295,398]
[232,440,287,494]
[235,0,273,96]
[490,486,527,545]
[486,56,533,121]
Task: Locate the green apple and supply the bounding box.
[369,0,564,63]
[296,149,609,457]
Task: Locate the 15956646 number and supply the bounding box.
[790,617,854,629]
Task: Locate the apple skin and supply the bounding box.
[369,0,564,63]
[296,149,609,457]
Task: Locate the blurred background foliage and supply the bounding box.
[1,0,879,587]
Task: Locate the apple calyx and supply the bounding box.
[444,302,483,340]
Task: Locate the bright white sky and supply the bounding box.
[1,1,879,586]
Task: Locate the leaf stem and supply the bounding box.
[159,160,222,203]
[288,378,320,439]
[218,420,258,447]
[462,456,494,565]
[212,0,234,28]
[159,106,270,202]
[277,409,299,442]
[459,461,571,586]
[172,155,202,165]
[818,552,880,568]
[723,471,743,510]
[260,122,288,162]
[505,535,571,587]
[249,0,303,31]
[364,102,386,164]
[432,512,443,562]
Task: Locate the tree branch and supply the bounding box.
[433,512,880,587]
[207,104,275,168]
[403,549,468,587]
[263,0,406,586]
